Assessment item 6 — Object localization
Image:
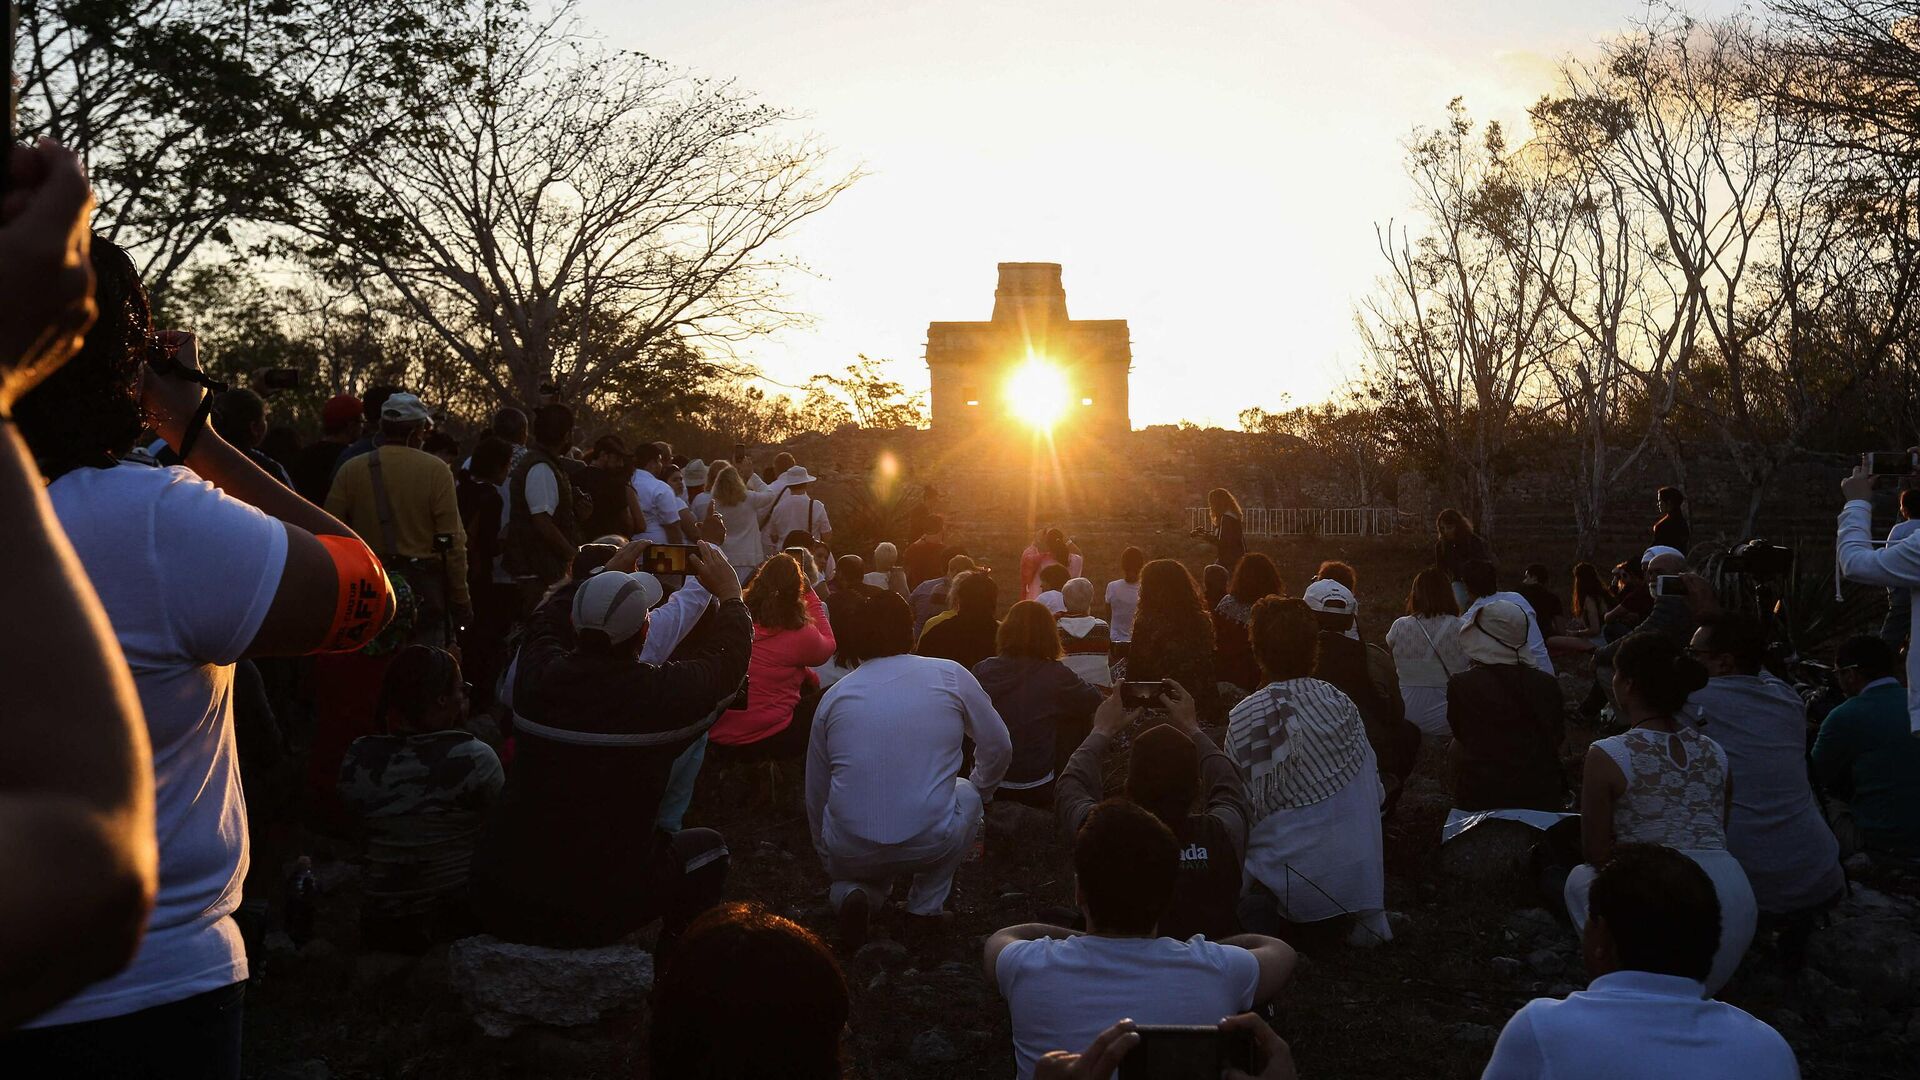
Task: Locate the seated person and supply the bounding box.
[1813,635,1920,856]
[1215,553,1283,691]
[470,543,750,951]
[708,553,835,762]
[1516,562,1565,636]
[863,541,910,598]
[1447,601,1567,812]
[1034,562,1071,615]
[974,601,1103,808]
[807,591,1010,947]
[1304,578,1419,807]
[910,553,976,637]
[1058,685,1250,941]
[1684,615,1844,918]
[338,646,504,953]
[1605,559,1654,634]
[1484,844,1798,1080]
[1039,1016,1295,1080]
[1055,577,1114,688]
[1459,560,1554,674]
[984,800,1296,1080]
[1229,598,1393,945]
[917,569,1001,671]
[649,902,849,1080]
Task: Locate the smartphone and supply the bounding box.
[1119,680,1170,708]
[1118,1024,1255,1079]
[642,543,700,576]
[261,367,300,391]
[1655,574,1687,597]
[1866,452,1917,476]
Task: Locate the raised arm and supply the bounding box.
[795,587,838,666]
[1838,481,1920,588]
[1058,693,1133,841]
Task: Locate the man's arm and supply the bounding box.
[1809,707,1856,797]
[982,922,1080,986]
[638,573,712,664]
[1059,695,1129,841]
[1217,934,1298,1004]
[1839,494,1920,588]
[653,545,752,713]
[956,665,1013,796]
[1194,726,1251,860]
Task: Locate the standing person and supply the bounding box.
[1878,488,1920,649]
[631,440,697,543]
[1460,561,1553,675]
[1191,488,1246,572]
[1840,463,1920,731]
[328,384,404,481]
[326,393,470,647]
[1102,545,1146,652]
[762,465,832,551]
[917,570,1000,672]
[1125,559,1219,723]
[973,601,1103,809]
[864,541,911,598]
[1228,598,1392,946]
[1385,567,1466,738]
[1020,527,1083,602]
[681,459,709,511]
[9,239,391,1072]
[908,485,943,545]
[705,462,778,581]
[1653,486,1691,553]
[708,554,836,762]
[206,389,290,487]
[903,514,950,589]
[1814,635,1920,857]
[1213,553,1283,693]
[1058,687,1250,942]
[1056,578,1114,688]
[1434,508,1494,610]
[501,404,580,611]
[1484,845,1799,1080]
[575,435,644,539]
[337,646,503,953]
[456,436,517,706]
[1684,617,1844,936]
[290,393,362,504]
[1446,602,1567,812]
[806,591,1010,946]
[1516,563,1565,636]
[1567,633,1756,995]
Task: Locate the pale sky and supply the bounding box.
[582,0,1739,428]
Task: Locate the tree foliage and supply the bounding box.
[806,356,927,430]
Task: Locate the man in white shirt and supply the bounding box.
[630,441,695,544]
[985,800,1297,1080]
[1460,560,1554,675]
[1482,843,1798,1080]
[1839,462,1920,732]
[763,464,832,550]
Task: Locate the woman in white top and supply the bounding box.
[1566,632,1756,994]
[1102,545,1145,644]
[863,541,910,598]
[1384,568,1467,737]
[705,463,778,581]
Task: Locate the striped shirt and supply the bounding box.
[1226,678,1369,814]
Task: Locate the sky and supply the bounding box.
[581,0,1741,429]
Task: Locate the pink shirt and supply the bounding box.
[1020,547,1084,601]
[711,588,836,746]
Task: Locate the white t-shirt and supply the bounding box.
[1036,590,1066,615]
[630,468,687,544]
[996,934,1261,1080]
[523,462,559,516]
[689,491,712,523]
[1105,579,1140,642]
[33,463,289,1026]
[763,486,831,548]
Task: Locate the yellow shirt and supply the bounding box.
[921,608,959,636]
[325,444,469,607]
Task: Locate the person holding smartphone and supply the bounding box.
[1840,456,1920,733]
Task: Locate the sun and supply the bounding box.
[1006,358,1070,431]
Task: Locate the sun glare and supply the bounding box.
[1007,358,1070,431]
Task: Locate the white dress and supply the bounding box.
[1564,727,1757,994]
[1385,614,1466,737]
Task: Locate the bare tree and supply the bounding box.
[807,357,927,430]
[293,2,858,411]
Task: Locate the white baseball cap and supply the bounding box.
[379,392,431,424]
[1641,545,1684,567]
[571,570,664,644]
[1302,578,1356,614]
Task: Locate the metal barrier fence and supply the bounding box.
[1187,507,1411,537]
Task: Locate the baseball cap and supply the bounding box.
[1302,578,1356,614]
[380,392,432,425]
[321,394,363,430]
[1641,545,1684,567]
[571,570,664,644]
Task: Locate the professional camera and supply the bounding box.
[1721,539,1794,578]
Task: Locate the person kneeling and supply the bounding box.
[469,542,750,953]
[1483,844,1797,1080]
[985,800,1296,1080]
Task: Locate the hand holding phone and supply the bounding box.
[1118,1024,1255,1079]
[1119,680,1171,709]
[642,543,700,577]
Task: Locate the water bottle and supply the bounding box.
[285,856,318,946]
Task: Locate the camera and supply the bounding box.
[1721,539,1794,577]
[1655,575,1687,598]
[642,543,700,576]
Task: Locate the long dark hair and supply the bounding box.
[1135,559,1212,643]
[1405,567,1459,617]
[375,646,462,733]
[1043,527,1071,568]
[1614,632,1709,715]
[1120,545,1145,585]
[1227,552,1283,604]
[16,238,150,475]
[1572,562,1611,620]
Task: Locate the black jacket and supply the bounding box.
[917,611,1000,672]
[972,656,1102,787]
[1446,662,1567,812]
[471,590,750,947]
[1314,631,1419,785]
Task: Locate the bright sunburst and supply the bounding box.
[1006,358,1070,431]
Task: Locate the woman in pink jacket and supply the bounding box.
[709,553,837,760]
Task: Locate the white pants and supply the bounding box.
[824,779,982,917]
[1565,846,1756,995]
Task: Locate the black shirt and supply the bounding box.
[1653,512,1691,553]
[289,440,350,505]
[1516,584,1563,632]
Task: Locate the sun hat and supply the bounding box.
[571,570,664,644]
[1641,545,1684,568]
[1302,578,1357,614]
[682,459,709,487]
[1461,600,1531,666]
[379,392,431,425]
[321,394,363,430]
[774,464,818,490]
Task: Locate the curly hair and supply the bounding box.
[745,553,811,631]
[15,237,150,475]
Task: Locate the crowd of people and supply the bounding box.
[4,139,1916,1079]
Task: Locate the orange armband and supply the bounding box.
[313,534,395,654]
